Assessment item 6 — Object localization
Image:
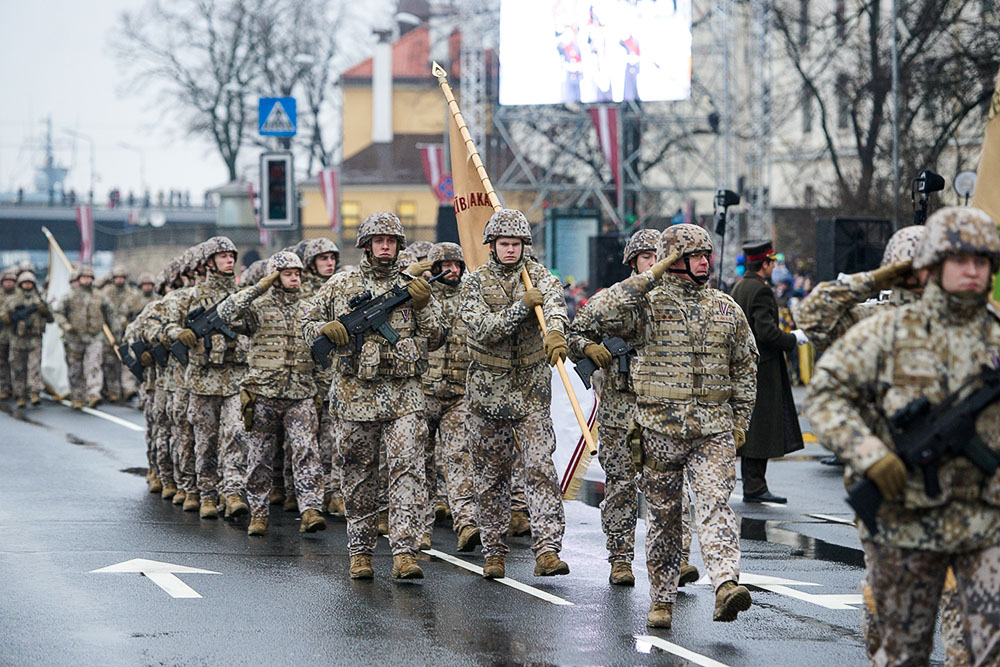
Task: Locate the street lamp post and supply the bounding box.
[64,128,96,204]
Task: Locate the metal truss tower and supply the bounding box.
[747,0,772,240]
[459,0,487,157]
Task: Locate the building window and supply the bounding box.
[397,200,416,227]
[342,201,361,229]
[801,86,813,134]
[836,73,850,130]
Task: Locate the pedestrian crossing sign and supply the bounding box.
[258,97,297,137]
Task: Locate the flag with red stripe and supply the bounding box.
[589,106,622,205]
[75,205,93,263]
[318,168,340,230]
[418,143,452,204]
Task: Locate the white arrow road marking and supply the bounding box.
[92,558,219,598]
[807,513,857,526]
[422,548,573,606]
[634,636,730,666]
[691,572,862,610]
[58,399,145,432]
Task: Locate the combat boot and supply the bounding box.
[391,553,424,580]
[377,510,389,536]
[456,525,481,552]
[419,533,432,550]
[161,483,177,500]
[15,396,26,408]
[534,551,570,576]
[107,393,121,403]
[283,494,298,513]
[268,488,285,505]
[647,601,673,628]
[71,400,85,410]
[483,556,505,579]
[327,497,345,517]
[148,476,163,494]
[609,561,635,586]
[29,393,40,405]
[322,491,333,513]
[679,562,700,587]
[247,516,268,536]
[349,554,374,579]
[199,497,219,519]
[0,390,9,400]
[182,491,201,512]
[508,510,530,537]
[172,490,186,506]
[299,509,327,533]
[224,494,249,518]
[713,580,752,622]
[87,397,101,409]
[434,501,451,523]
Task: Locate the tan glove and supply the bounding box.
[37,302,50,316]
[407,278,431,310]
[521,287,543,309]
[871,260,913,290]
[584,342,613,368]
[256,270,280,292]
[0,313,10,325]
[140,351,154,367]
[544,330,568,366]
[321,321,349,346]
[866,452,906,499]
[733,428,746,449]
[176,328,197,348]
[405,260,434,276]
[649,249,682,280]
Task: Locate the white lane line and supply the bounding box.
[634,635,730,666]
[751,584,863,610]
[807,513,856,526]
[422,548,574,606]
[59,399,145,432]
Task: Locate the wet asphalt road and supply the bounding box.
[0,394,946,666]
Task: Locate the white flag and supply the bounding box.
[41,237,71,398]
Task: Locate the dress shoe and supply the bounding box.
[742,491,787,503]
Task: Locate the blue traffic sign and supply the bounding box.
[258,97,297,137]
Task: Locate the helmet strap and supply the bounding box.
[668,256,710,284]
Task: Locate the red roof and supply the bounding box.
[342,26,460,82]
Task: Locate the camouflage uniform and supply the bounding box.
[421,243,476,535]
[459,210,569,560]
[123,303,159,479]
[100,266,137,400]
[5,273,52,402]
[218,252,324,519]
[594,224,758,609]
[55,268,118,405]
[135,296,174,490]
[0,268,18,398]
[157,283,197,497]
[806,207,1000,666]
[301,214,443,558]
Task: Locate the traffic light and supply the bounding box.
[260,152,295,228]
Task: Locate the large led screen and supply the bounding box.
[499,0,692,106]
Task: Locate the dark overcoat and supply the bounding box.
[730,273,804,458]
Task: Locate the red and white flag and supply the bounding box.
[418,144,452,203]
[589,106,622,204]
[75,205,93,264]
[318,168,340,230]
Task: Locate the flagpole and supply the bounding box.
[41,226,119,353]
[432,63,598,461]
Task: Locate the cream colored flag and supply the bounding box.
[448,113,494,270]
[973,68,1000,221]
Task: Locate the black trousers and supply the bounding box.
[740,456,769,497]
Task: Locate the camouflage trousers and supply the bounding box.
[318,400,342,500]
[187,393,245,501]
[245,396,322,518]
[101,345,122,399]
[598,424,638,562]
[170,389,196,493]
[150,387,174,486]
[0,340,10,395]
[341,412,427,557]
[640,429,740,604]
[469,410,566,558]
[8,343,42,398]
[64,339,104,404]
[862,539,998,667]
[511,441,529,513]
[424,394,476,532]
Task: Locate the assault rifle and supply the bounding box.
[150,342,169,367]
[169,300,237,366]
[311,270,448,369]
[574,337,635,389]
[8,304,38,324]
[847,365,1000,535]
[117,341,145,381]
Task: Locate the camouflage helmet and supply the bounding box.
[356,212,406,249]
[913,206,1000,271]
[0,267,17,283]
[408,241,434,260]
[266,251,304,274]
[111,265,128,278]
[239,259,268,286]
[303,238,340,268]
[396,248,418,267]
[292,239,311,262]
[880,225,926,267]
[623,229,661,266]
[657,224,713,260]
[483,208,532,244]
[202,236,238,263]
[17,261,35,274]
[17,271,36,285]
[428,242,464,268]
[78,265,95,278]
[137,271,155,286]
[178,247,197,275]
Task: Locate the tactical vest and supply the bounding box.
[187,280,237,367]
[247,291,313,374]
[631,292,734,403]
[334,271,427,380]
[425,287,469,390]
[466,262,547,371]
[66,289,107,335]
